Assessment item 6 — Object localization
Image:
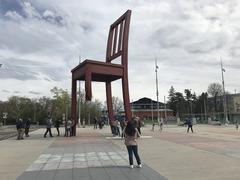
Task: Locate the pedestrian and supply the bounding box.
[44,116,53,138]
[120,120,127,138]
[135,117,141,134]
[117,120,121,137]
[123,119,142,169]
[16,118,24,140]
[235,121,239,131]
[111,119,118,136]
[93,117,98,129]
[63,119,67,136]
[159,120,163,132]
[25,118,31,137]
[186,117,194,133]
[99,119,104,129]
[66,119,72,137]
[151,123,155,131]
[55,119,61,136]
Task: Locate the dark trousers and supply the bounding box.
[187,125,193,133]
[137,127,141,134]
[25,127,30,136]
[126,145,141,165]
[56,127,60,136]
[44,128,53,137]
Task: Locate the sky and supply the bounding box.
[1,0,240,103]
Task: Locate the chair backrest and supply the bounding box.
[106,10,131,66]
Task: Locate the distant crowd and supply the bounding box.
[15,116,76,140]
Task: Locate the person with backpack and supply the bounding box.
[186,117,194,133]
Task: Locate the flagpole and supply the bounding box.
[221,59,229,124]
[164,96,167,124]
[78,55,82,127]
[155,58,160,126]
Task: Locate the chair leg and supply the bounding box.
[122,76,131,121]
[71,79,77,136]
[106,82,114,124]
[85,72,92,101]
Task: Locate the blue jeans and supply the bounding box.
[126,145,141,165]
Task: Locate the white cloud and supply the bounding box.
[1,0,240,102]
[4,11,23,21]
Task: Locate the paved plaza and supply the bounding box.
[1,125,240,180]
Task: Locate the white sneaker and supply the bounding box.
[137,164,142,168]
[130,165,134,169]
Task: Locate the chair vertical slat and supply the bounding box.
[106,29,114,62]
[118,21,124,52]
[113,26,118,55]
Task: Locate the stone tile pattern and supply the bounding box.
[26,151,128,171]
[17,130,167,180]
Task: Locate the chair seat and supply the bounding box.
[72,59,124,82]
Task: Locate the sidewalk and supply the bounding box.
[1,125,240,180]
[15,127,166,180]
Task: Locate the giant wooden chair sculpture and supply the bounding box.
[71,10,132,136]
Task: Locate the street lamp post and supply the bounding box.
[151,100,153,123]
[189,89,193,117]
[155,58,160,125]
[164,96,167,124]
[203,94,207,121]
[78,55,82,127]
[221,60,229,124]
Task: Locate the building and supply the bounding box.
[208,93,240,113]
[130,97,174,121]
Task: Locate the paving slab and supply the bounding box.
[16,127,167,180]
[2,125,240,179]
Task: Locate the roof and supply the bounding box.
[131,97,164,105]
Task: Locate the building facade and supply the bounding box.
[131,97,174,121]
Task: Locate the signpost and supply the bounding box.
[3,112,7,126]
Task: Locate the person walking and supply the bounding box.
[123,120,142,169]
[16,118,24,140]
[93,117,98,129]
[235,121,239,131]
[116,120,121,137]
[44,116,53,138]
[159,120,163,132]
[120,120,127,138]
[186,117,194,133]
[25,118,31,137]
[55,119,61,136]
[135,117,142,134]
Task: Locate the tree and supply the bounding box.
[167,86,177,115]
[207,83,223,112]
[184,89,192,114]
[167,86,188,117]
[50,87,71,121]
[0,86,105,125]
[195,92,208,121]
[175,92,187,118]
[112,96,123,114]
